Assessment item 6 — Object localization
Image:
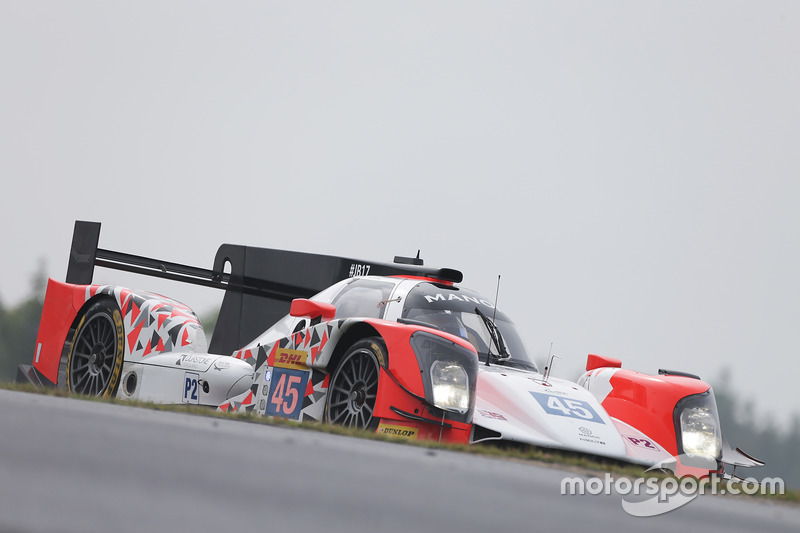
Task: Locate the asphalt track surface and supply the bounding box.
[1,389,798,533]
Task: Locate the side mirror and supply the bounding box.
[290,299,336,321]
[585,353,622,372]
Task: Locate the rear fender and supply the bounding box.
[33,279,208,386]
[100,285,207,360]
[32,279,86,385]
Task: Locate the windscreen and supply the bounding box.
[402,283,537,371]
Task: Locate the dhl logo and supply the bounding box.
[274,349,308,370]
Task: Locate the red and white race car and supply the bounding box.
[19,221,762,475]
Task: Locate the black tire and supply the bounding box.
[66,297,125,398]
[325,337,384,430]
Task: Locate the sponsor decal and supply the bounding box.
[530,391,605,424]
[478,409,508,421]
[577,426,606,445]
[423,293,495,308]
[376,423,419,439]
[176,354,212,367]
[273,349,308,370]
[213,359,232,370]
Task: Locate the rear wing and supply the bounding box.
[65,221,463,355]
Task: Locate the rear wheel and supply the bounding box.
[325,338,383,430]
[66,297,125,397]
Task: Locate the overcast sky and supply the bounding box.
[1,2,798,428]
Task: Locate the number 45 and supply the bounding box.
[270,373,302,415]
[547,396,594,419]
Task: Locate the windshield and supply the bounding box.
[402,283,537,371]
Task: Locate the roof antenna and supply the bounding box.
[486,275,501,366]
[542,342,560,385]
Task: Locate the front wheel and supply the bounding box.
[66,297,125,397]
[325,338,384,430]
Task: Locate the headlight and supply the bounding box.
[680,407,720,457]
[674,391,722,460]
[430,360,469,413]
[409,331,478,421]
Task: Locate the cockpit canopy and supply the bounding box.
[314,277,537,371]
[402,282,537,371]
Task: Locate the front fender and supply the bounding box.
[579,367,711,457]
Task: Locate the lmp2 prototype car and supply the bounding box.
[19,221,762,475]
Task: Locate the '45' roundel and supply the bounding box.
[529,392,605,424]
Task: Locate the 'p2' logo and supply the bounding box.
[183,372,200,404]
[626,436,659,450]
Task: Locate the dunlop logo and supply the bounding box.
[376,423,419,439]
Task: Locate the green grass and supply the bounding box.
[2,381,797,504]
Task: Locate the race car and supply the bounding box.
[19,221,762,474]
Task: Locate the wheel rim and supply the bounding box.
[69,313,119,396]
[328,348,379,428]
